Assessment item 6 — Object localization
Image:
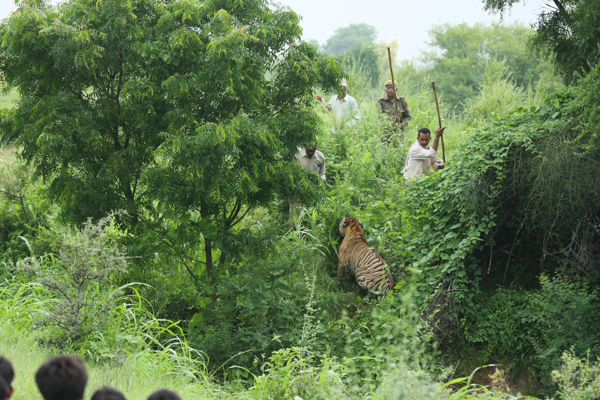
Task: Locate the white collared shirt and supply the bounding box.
[326,94,361,126]
[402,141,438,181]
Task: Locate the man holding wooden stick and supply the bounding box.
[313,79,361,132]
[402,127,445,185]
[377,80,411,142]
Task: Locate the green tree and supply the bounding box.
[415,22,558,111]
[0,0,170,224]
[483,0,600,84]
[342,43,381,87]
[0,0,342,288]
[321,24,382,87]
[323,23,378,55]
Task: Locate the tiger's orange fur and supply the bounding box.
[338,216,395,296]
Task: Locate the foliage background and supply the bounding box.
[0,0,599,398]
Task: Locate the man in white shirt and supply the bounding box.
[288,145,326,229]
[313,79,361,129]
[402,127,446,184]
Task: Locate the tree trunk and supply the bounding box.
[205,240,217,302]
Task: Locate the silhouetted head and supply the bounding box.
[35,355,88,400]
[147,389,182,400]
[91,386,126,400]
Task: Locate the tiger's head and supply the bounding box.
[339,216,364,236]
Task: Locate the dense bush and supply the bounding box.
[17,215,129,349]
[462,275,600,395]
[551,349,600,400]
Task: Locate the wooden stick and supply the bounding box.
[387,47,400,119]
[431,81,445,164]
[314,95,337,123]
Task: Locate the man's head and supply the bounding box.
[417,128,431,148]
[91,387,126,400]
[35,355,88,400]
[340,78,348,97]
[0,357,14,399]
[384,80,397,98]
[147,389,182,400]
[305,145,317,158]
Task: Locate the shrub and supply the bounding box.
[530,275,600,392]
[17,214,128,349]
[461,275,600,396]
[551,349,600,400]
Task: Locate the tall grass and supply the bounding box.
[0,327,224,400]
[0,276,223,399]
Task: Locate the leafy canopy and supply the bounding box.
[409,22,557,110]
[483,0,600,84]
[0,0,343,296]
[0,0,341,226]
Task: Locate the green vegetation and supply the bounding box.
[0,0,598,399]
[317,21,559,107]
[397,22,561,111]
[484,0,600,84]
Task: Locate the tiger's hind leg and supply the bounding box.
[337,259,350,278]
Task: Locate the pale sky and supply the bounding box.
[278,0,546,59]
[0,0,547,61]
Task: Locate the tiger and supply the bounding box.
[337,216,395,297]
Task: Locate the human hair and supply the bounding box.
[35,356,88,400]
[0,375,8,400]
[147,389,182,400]
[90,386,126,400]
[417,128,431,138]
[0,357,14,387]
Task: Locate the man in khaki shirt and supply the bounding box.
[295,145,326,183]
[377,80,411,143]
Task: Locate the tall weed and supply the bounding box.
[463,66,544,126]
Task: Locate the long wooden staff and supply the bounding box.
[431,81,445,164]
[387,47,400,120]
[314,94,337,124]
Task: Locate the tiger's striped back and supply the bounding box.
[338,216,395,296]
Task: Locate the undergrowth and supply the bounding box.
[0,31,590,398]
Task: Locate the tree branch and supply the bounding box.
[549,0,575,27]
[163,238,201,282]
[231,205,251,227]
[0,189,20,199]
[552,0,568,16]
[19,194,30,224]
[69,88,85,102]
[227,199,242,225]
[0,189,30,223]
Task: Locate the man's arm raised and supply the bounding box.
[431,126,446,151]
